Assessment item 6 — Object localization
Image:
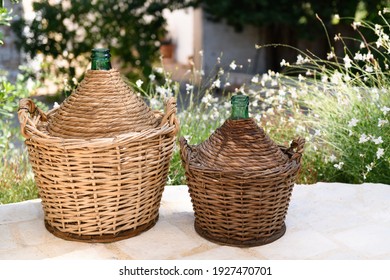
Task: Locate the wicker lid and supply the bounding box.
[47,69,159,139]
[191,118,289,171]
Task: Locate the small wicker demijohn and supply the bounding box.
[180,94,304,247]
[18,49,178,243]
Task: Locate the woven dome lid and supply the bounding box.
[47,69,159,139]
[191,118,289,171]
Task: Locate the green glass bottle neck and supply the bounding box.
[91,48,112,70]
[230,95,249,120]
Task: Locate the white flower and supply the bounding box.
[136,79,143,88]
[201,94,218,107]
[327,52,335,60]
[376,38,384,48]
[296,54,307,65]
[251,76,259,83]
[149,74,156,81]
[365,65,373,72]
[329,154,337,162]
[334,162,344,169]
[366,52,374,60]
[280,59,289,67]
[360,42,365,49]
[298,74,305,82]
[372,136,383,145]
[314,129,321,136]
[156,86,165,95]
[354,52,364,61]
[185,83,194,91]
[352,21,361,29]
[154,67,164,74]
[199,50,203,56]
[348,118,359,127]
[344,74,351,82]
[343,55,352,69]
[330,71,343,84]
[150,98,162,108]
[381,106,390,115]
[359,133,370,143]
[212,79,221,88]
[229,61,237,70]
[376,148,384,159]
[378,118,389,127]
[53,102,60,109]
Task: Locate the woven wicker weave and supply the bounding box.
[180,118,304,247]
[47,69,159,138]
[18,71,178,243]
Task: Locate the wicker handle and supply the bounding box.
[18,98,48,139]
[160,97,179,136]
[179,137,191,169]
[288,137,305,163]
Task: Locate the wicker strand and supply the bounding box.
[179,118,305,247]
[18,96,178,243]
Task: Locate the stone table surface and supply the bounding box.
[1,182,390,260]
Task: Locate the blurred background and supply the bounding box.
[1,1,390,202]
[1,0,389,96]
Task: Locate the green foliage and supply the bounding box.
[0,5,12,44]
[0,2,44,204]
[0,70,44,204]
[12,0,197,92]
[142,11,390,185]
[200,0,390,38]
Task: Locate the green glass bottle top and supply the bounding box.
[91,48,112,70]
[230,94,249,120]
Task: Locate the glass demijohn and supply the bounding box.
[91,48,112,70]
[230,94,249,120]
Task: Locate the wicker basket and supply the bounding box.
[180,118,304,247]
[18,69,178,243]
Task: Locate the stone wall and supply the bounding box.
[193,8,268,86]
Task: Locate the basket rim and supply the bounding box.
[184,155,300,175]
[18,97,179,147]
[180,136,305,174]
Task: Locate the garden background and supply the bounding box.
[1,0,389,204]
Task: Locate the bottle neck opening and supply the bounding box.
[91,48,112,70]
[230,95,249,120]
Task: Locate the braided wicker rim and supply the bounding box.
[180,119,304,173]
[18,97,178,143]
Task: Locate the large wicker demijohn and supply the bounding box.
[180,94,304,247]
[18,49,178,243]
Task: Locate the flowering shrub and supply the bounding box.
[1,3,46,203]
[134,10,390,185]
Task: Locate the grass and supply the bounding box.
[0,151,38,204]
